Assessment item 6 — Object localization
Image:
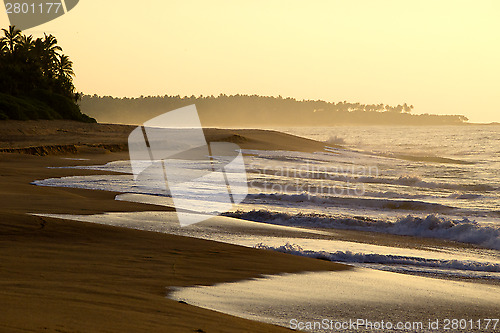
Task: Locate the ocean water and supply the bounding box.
[33,125,500,280]
[268,125,500,219]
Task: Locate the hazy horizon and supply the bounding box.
[1,0,498,123]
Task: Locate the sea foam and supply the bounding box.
[255,242,500,273]
[224,210,500,250]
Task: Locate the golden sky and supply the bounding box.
[1,0,499,123]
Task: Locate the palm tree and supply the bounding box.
[0,38,7,55]
[31,37,44,58]
[42,33,62,55]
[1,25,78,101]
[38,33,62,77]
[17,34,34,59]
[18,34,33,51]
[55,54,75,80]
[0,25,22,54]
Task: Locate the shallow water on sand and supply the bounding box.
[35,211,500,281]
[169,269,500,332]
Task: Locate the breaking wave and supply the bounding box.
[224,210,500,250]
[248,166,497,192]
[249,192,454,212]
[255,243,500,274]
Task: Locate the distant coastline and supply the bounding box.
[80,94,472,127]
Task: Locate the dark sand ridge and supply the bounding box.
[0,121,347,333]
[0,120,328,153]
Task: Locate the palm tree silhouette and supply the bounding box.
[55,54,74,79]
[18,34,34,57]
[0,25,95,122]
[40,33,62,78]
[42,33,62,55]
[0,25,76,98]
[0,25,21,54]
[0,38,6,54]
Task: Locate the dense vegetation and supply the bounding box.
[0,25,95,122]
[82,94,469,126]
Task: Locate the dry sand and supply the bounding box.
[0,121,345,332]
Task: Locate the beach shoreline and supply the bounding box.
[1,121,498,332]
[0,122,348,332]
[0,151,351,333]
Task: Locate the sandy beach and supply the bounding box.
[0,121,346,332]
[1,121,498,332]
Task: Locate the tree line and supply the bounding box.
[81,94,469,126]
